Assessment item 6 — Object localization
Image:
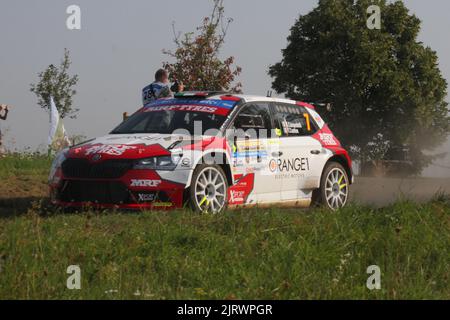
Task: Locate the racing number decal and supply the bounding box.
[303,113,311,132]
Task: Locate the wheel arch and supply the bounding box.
[207,151,233,187]
[312,154,352,208]
[184,152,233,211]
[326,154,353,184]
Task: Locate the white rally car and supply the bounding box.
[49,92,353,212]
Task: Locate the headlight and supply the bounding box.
[133,153,182,171]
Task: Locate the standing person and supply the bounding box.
[0,104,10,154]
[142,69,184,106]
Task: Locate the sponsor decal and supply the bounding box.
[152,202,173,207]
[282,120,303,134]
[314,115,322,124]
[267,139,281,145]
[138,193,157,202]
[106,135,161,142]
[307,108,325,128]
[245,167,255,174]
[269,159,278,172]
[232,158,244,168]
[235,140,266,152]
[275,128,282,137]
[228,173,254,205]
[233,140,269,166]
[130,179,162,187]
[85,144,137,156]
[319,133,337,146]
[144,105,218,113]
[233,151,268,158]
[146,98,236,109]
[230,190,245,203]
[237,181,248,187]
[269,158,310,173]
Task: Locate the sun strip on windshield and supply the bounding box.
[143,99,238,116]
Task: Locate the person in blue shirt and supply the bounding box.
[142,69,184,106]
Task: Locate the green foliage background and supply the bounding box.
[30,49,79,119]
[270,0,449,174]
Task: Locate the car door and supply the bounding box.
[271,103,325,200]
[226,102,282,204]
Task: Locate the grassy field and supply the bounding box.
[0,154,449,299]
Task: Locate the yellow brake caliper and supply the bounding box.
[199,196,208,206]
[338,175,347,190]
[199,196,210,211]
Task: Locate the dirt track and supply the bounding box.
[350,177,450,207]
[1,174,449,213]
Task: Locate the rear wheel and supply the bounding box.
[315,162,349,210]
[189,165,228,213]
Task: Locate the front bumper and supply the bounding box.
[50,168,187,210]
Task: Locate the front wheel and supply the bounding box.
[315,162,350,210]
[189,165,228,213]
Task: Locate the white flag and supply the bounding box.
[48,96,70,150]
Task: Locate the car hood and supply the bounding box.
[67,133,198,160]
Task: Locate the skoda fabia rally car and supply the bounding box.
[49,92,353,212]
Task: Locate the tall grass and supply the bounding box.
[0,199,448,299]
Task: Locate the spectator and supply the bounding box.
[142,69,184,106]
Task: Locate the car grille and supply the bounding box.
[58,180,131,204]
[62,158,134,179]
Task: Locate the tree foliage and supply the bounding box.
[269,0,449,175]
[30,49,79,119]
[163,0,242,93]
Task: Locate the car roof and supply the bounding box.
[205,93,298,105]
[168,91,317,109]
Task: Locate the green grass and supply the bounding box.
[0,154,449,299]
[0,153,51,179]
[0,202,449,299]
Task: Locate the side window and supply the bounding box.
[273,104,316,137]
[232,103,273,138]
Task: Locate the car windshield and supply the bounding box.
[111,109,227,135]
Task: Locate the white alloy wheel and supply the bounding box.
[193,166,227,213]
[324,166,349,210]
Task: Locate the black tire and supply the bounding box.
[189,164,229,213]
[313,162,350,210]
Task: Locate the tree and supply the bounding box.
[30,48,79,119]
[163,0,242,93]
[269,0,449,175]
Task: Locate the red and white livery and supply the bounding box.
[49,92,353,212]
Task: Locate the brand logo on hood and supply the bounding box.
[85,144,137,156]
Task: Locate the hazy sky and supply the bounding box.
[0,0,449,176]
